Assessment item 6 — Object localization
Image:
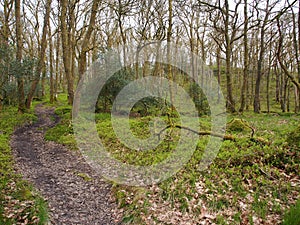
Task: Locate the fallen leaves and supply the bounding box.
[1,182,40,224]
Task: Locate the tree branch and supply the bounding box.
[157,125,236,141]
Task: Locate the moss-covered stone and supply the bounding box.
[227,118,251,133]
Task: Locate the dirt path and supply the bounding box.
[11,104,122,225]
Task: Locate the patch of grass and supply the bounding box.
[77,173,92,181]
[0,106,48,224]
[106,112,300,224]
[96,115,181,166]
[44,100,77,149]
[45,124,72,141]
[282,199,300,225]
[54,105,72,118]
[42,97,299,224]
[286,125,300,148]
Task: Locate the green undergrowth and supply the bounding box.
[0,106,48,224]
[286,124,300,148]
[282,198,300,225]
[44,95,77,150]
[42,96,300,224]
[107,112,300,224]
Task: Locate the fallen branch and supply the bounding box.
[258,167,276,180]
[157,125,236,141]
[157,124,270,145]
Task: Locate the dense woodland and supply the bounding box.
[1,0,300,224]
[0,0,300,114]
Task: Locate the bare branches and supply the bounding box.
[277,18,300,91]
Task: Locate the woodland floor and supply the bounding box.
[10,104,122,224]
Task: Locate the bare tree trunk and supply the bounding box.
[69,0,76,90]
[78,0,100,80]
[287,80,290,112]
[275,65,280,102]
[55,29,60,99]
[298,0,300,111]
[277,18,300,95]
[280,73,288,112]
[49,25,54,103]
[224,0,235,113]
[15,0,25,113]
[167,0,174,108]
[217,46,221,103]
[25,0,52,109]
[292,6,300,112]
[0,0,13,111]
[74,0,100,116]
[41,62,46,97]
[239,0,248,112]
[60,0,74,105]
[266,66,271,113]
[254,26,266,113]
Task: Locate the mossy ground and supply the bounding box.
[40,94,300,224]
[0,107,48,224]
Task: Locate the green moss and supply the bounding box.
[45,124,72,141]
[0,106,48,224]
[286,125,300,148]
[77,173,92,181]
[44,103,76,149]
[107,112,300,224]
[54,105,72,117]
[227,118,252,133]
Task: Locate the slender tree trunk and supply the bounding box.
[15,0,25,113]
[78,0,100,80]
[117,0,127,70]
[298,0,300,112]
[254,29,266,113]
[266,67,270,113]
[74,0,100,116]
[266,39,273,113]
[287,80,290,112]
[295,86,299,112]
[41,62,46,97]
[240,0,248,112]
[224,0,235,112]
[280,74,288,112]
[25,0,52,108]
[167,0,174,108]
[60,0,74,105]
[49,26,54,103]
[55,29,60,99]
[254,1,271,113]
[0,0,12,111]
[69,1,76,89]
[217,47,221,103]
[275,65,280,102]
[277,18,300,95]
[292,7,300,112]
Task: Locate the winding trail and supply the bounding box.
[11,104,122,224]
